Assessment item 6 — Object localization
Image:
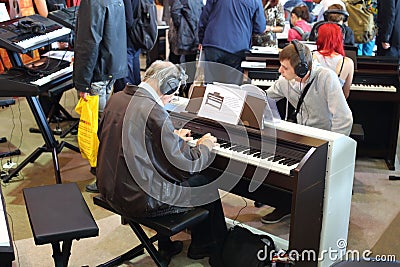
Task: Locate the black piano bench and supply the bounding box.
[93,195,209,267]
[350,123,365,143]
[23,183,99,267]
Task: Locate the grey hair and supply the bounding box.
[143,60,182,84]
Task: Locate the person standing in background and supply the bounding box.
[312,0,345,22]
[113,0,147,92]
[376,0,400,58]
[73,0,127,192]
[357,0,377,56]
[198,0,266,85]
[168,0,203,97]
[252,0,285,48]
[287,5,311,41]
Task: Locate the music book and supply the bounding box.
[197,83,247,125]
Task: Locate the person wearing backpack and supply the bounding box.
[376,0,400,58]
[288,5,311,41]
[167,0,203,97]
[309,4,355,46]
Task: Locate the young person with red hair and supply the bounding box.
[313,23,354,98]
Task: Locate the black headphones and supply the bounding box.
[159,65,186,95]
[291,40,308,78]
[18,20,46,35]
[323,9,349,22]
[313,21,346,41]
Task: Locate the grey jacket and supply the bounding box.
[267,65,353,136]
[97,85,213,218]
[73,0,128,92]
[168,0,204,55]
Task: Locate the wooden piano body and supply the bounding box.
[243,51,400,170]
[168,97,356,267]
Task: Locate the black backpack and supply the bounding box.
[129,0,158,51]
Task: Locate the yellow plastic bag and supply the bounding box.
[75,95,99,167]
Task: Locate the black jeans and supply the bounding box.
[159,174,227,253]
[203,46,245,85]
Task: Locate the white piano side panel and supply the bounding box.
[265,120,357,267]
[319,136,356,267]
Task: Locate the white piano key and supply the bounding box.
[31,65,73,86]
[188,139,298,175]
[350,84,396,92]
[251,79,275,87]
[16,27,71,49]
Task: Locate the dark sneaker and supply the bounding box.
[90,167,96,176]
[85,182,99,193]
[261,209,290,224]
[187,244,214,260]
[159,240,183,264]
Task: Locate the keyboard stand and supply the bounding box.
[0,98,22,159]
[0,52,79,184]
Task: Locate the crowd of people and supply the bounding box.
[1,0,398,265]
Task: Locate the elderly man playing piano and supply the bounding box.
[96,60,227,266]
[261,40,353,224]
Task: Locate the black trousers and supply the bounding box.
[159,174,227,252]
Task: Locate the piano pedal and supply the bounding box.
[29,127,42,134]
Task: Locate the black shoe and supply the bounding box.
[209,254,224,267]
[159,240,183,263]
[187,244,213,260]
[254,201,265,208]
[261,208,290,224]
[85,182,99,193]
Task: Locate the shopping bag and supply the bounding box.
[75,95,99,167]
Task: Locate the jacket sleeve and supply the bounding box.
[252,0,267,34]
[266,77,286,101]
[324,71,353,136]
[198,0,215,43]
[170,0,183,28]
[73,0,106,92]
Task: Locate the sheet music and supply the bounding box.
[42,50,74,62]
[0,190,10,247]
[197,84,247,125]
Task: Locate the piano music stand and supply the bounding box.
[0,52,79,184]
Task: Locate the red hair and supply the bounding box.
[316,23,345,57]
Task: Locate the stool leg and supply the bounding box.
[51,240,72,267]
[62,240,72,267]
[128,222,169,267]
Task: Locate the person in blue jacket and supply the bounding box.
[198,0,266,85]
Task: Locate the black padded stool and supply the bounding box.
[93,195,209,267]
[23,183,99,267]
[350,123,365,142]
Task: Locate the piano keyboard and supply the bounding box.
[31,65,73,86]
[16,27,71,49]
[251,79,274,88]
[187,133,300,175]
[350,84,397,93]
[252,79,397,93]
